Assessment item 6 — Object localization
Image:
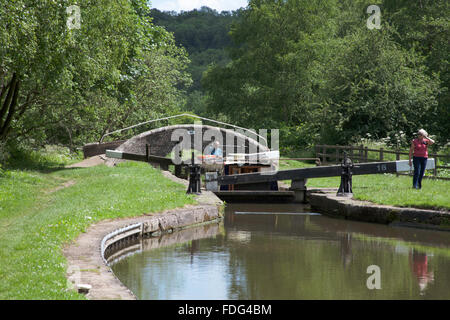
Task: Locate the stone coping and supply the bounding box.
[308,189,450,231]
[63,204,223,300]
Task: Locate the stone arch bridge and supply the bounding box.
[83,124,269,162]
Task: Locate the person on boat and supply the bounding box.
[210,140,223,157]
[409,129,435,189]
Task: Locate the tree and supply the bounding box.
[383,0,449,144]
[150,7,238,92]
[0,0,191,148]
[203,0,339,148]
[202,0,446,151]
[322,25,440,145]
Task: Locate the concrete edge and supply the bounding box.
[308,189,450,231]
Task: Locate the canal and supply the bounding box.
[110,203,450,299]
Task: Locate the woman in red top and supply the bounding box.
[409,129,435,189]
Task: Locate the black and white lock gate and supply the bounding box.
[106,149,435,199]
[215,158,435,198]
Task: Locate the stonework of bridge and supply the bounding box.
[84,124,269,163]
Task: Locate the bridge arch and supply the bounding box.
[105,124,269,164]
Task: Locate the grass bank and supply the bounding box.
[0,150,196,299]
[279,159,450,211]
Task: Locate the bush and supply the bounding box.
[0,141,10,164]
[5,144,81,171]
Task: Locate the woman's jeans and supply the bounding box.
[413,156,427,189]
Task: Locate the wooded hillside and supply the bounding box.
[0,1,448,155]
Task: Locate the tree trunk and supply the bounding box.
[0,73,17,121]
[0,73,20,140]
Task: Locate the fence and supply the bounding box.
[315,144,450,181]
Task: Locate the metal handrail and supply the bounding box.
[100,113,268,146]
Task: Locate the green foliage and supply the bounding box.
[2,1,448,152]
[4,144,81,172]
[67,38,192,144]
[323,25,440,145]
[201,0,448,152]
[383,0,450,145]
[0,0,191,148]
[150,7,238,96]
[203,0,339,143]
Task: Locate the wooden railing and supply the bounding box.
[279,158,322,166]
[315,144,450,180]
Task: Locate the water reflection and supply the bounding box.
[340,234,352,269]
[410,250,435,295]
[111,203,450,300]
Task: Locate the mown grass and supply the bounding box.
[279,159,450,210]
[0,150,196,299]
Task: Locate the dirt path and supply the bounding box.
[45,180,76,194]
[46,155,106,194]
[66,155,107,168]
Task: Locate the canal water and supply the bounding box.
[110,203,450,300]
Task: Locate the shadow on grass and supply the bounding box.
[2,147,82,174]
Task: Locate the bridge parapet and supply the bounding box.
[106,124,270,167]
